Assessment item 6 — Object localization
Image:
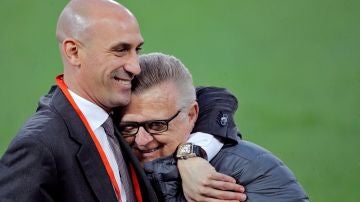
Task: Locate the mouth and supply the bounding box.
[138,145,162,154]
[113,75,131,86]
[111,70,133,86]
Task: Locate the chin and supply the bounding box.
[113,96,131,107]
[112,88,131,103]
[140,154,161,165]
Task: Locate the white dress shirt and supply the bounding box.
[188,132,224,161]
[69,90,127,202]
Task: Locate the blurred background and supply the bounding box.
[0,0,359,201]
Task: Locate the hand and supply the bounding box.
[177,157,247,202]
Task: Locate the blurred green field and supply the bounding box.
[1,1,359,201]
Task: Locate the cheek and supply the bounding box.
[107,56,126,68]
[157,133,186,153]
[152,135,170,145]
[154,136,175,152]
[87,55,117,74]
[79,60,102,84]
[124,136,135,145]
[172,123,191,142]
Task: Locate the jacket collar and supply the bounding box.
[48,86,118,201]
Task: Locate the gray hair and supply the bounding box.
[132,52,196,109]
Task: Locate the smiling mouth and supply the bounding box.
[112,75,132,86]
[111,70,133,86]
[138,146,162,154]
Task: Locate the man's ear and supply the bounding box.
[62,38,81,66]
[187,101,199,128]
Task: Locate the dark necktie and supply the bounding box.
[103,116,135,202]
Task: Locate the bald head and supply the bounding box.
[55,0,143,111]
[56,0,136,43]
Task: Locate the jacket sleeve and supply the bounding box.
[0,136,57,201]
[143,155,187,202]
[230,146,309,202]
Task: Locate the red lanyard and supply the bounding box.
[56,75,142,202]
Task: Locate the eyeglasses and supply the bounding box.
[119,110,181,137]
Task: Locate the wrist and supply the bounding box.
[176,143,208,161]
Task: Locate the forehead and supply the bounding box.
[122,82,179,122]
[85,16,143,48]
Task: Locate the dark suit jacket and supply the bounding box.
[0,86,158,202]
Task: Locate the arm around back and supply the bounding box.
[212,140,309,202]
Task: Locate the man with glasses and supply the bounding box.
[117,52,309,201]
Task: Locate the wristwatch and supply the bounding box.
[176,143,208,160]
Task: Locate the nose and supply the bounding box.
[135,127,154,147]
[124,52,141,76]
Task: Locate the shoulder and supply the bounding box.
[18,102,67,143]
[8,87,71,158]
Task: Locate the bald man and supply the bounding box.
[0,0,246,201]
[0,0,157,201]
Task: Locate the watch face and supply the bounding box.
[177,143,207,160]
[181,145,191,154]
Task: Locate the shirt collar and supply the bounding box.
[68,90,109,131]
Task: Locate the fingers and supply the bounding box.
[206,199,246,202]
[185,171,246,201]
[185,189,247,202]
[207,179,245,193]
[200,188,247,201]
[184,181,246,201]
[179,158,247,201]
[209,172,237,183]
[206,172,245,192]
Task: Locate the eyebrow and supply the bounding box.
[110,42,144,51]
[120,111,181,125]
[120,119,165,125]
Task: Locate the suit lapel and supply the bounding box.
[76,142,118,201]
[51,87,118,201]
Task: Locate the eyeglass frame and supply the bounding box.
[119,110,181,137]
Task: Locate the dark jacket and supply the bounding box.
[0,86,158,202]
[143,86,309,202]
